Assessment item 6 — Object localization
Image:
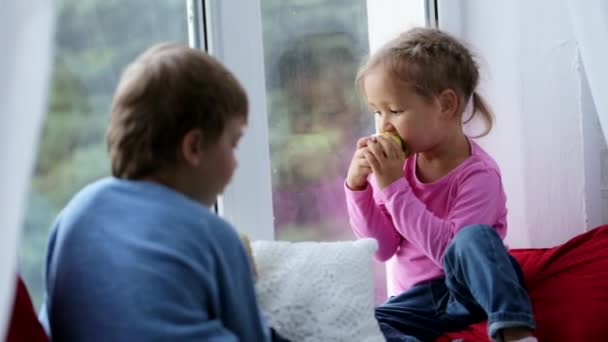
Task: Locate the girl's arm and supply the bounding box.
[379,168,506,266]
[345,180,402,261]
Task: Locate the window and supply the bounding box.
[211,2,430,248]
[20,0,429,308]
[20,0,189,308]
[258,0,429,302]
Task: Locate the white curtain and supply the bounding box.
[567,0,608,144]
[0,0,56,338]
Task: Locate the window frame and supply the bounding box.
[198,0,275,240]
[201,0,436,240]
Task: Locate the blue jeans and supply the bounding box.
[375,225,536,342]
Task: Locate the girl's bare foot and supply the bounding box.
[501,327,537,342]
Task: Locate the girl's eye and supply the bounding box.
[372,109,403,115]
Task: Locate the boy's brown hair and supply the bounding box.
[107,42,248,179]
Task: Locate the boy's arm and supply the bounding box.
[207,222,273,341]
[379,168,506,266]
[345,180,402,261]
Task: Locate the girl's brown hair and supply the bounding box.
[356,27,493,137]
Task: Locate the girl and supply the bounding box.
[345,28,537,342]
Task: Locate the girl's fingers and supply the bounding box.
[375,135,398,159]
[356,137,370,149]
[367,139,386,162]
[355,148,370,160]
[358,158,371,168]
[359,165,372,174]
[365,150,381,172]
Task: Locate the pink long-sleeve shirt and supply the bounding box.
[345,139,507,296]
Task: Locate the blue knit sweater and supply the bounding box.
[40,178,269,341]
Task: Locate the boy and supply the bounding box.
[40,43,272,341]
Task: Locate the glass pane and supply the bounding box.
[260,0,427,303]
[19,0,188,309]
[259,0,370,299]
[261,1,370,241]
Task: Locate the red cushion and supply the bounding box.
[437,225,608,342]
[6,275,48,342]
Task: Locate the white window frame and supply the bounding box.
[435,0,460,36]
[366,0,432,52]
[195,0,434,240]
[190,0,275,240]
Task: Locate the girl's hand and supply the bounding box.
[365,135,405,190]
[346,137,373,191]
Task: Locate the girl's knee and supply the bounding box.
[451,224,496,247]
[444,224,501,262]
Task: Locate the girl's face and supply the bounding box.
[363,67,456,153]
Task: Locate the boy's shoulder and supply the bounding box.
[56,177,119,223]
[57,177,241,252]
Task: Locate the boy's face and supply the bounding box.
[185,116,246,207]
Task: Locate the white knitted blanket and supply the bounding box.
[252,238,384,342]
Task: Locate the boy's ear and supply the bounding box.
[438,89,460,119]
[180,128,205,166]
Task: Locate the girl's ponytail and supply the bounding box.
[470,92,494,137]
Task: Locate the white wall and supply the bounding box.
[443,0,605,248]
[581,64,608,229]
[567,0,608,160]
